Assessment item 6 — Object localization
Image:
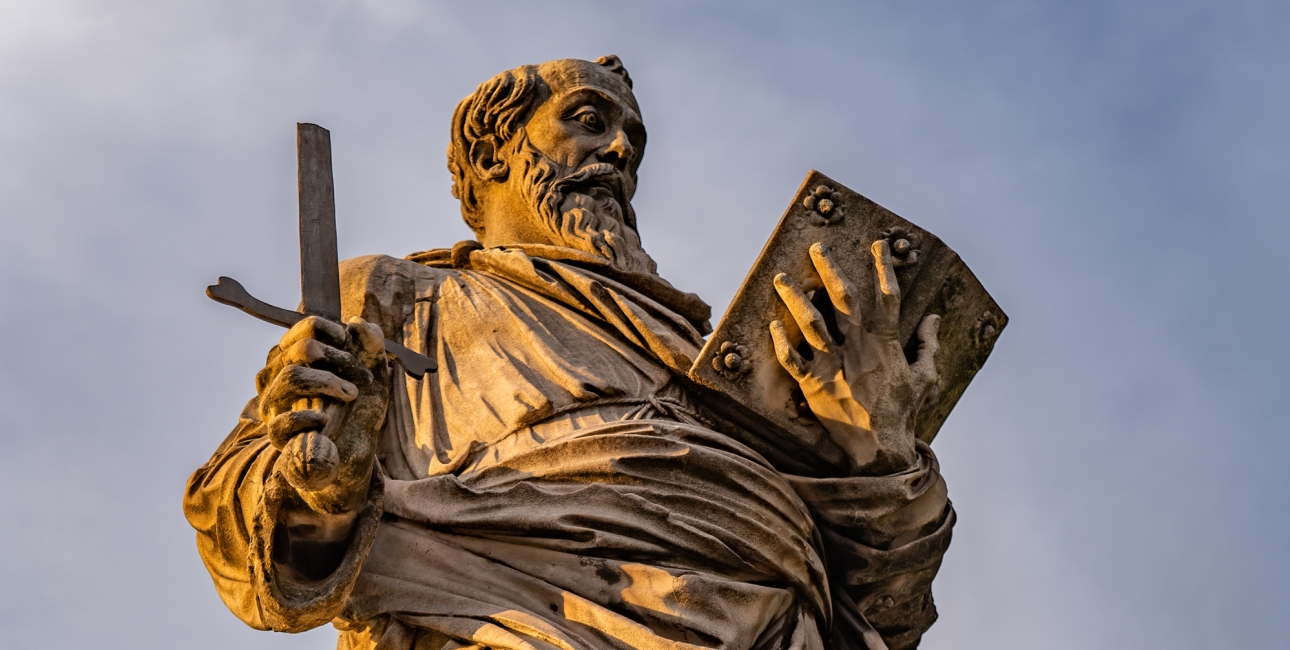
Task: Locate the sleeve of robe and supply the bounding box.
[783,441,954,650]
[182,255,422,632]
[182,396,386,632]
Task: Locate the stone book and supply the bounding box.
[687,170,1007,472]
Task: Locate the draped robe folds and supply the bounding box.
[184,245,955,650]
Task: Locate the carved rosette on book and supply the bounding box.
[802,184,846,226]
[711,340,752,379]
[688,170,1007,464]
[881,225,922,267]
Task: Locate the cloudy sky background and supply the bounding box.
[1,1,1287,648]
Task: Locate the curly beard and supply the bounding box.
[510,132,659,276]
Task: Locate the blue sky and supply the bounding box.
[1,1,1286,648]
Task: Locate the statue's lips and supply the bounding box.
[582,183,622,206]
[557,162,628,208]
[566,175,628,214]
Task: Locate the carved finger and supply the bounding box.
[769,320,809,380]
[281,337,373,386]
[266,409,328,450]
[773,272,833,352]
[280,315,349,352]
[809,242,862,328]
[256,345,284,394]
[346,317,387,367]
[910,314,941,388]
[262,365,359,416]
[280,430,340,492]
[870,240,901,338]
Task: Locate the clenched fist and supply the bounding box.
[257,315,391,515]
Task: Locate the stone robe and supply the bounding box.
[184,245,954,650]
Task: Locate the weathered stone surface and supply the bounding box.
[187,56,999,650]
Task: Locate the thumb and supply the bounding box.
[347,317,388,368]
[910,314,941,389]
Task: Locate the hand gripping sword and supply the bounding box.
[205,123,436,378]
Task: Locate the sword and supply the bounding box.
[206,123,436,378]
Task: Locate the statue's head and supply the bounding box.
[447,56,657,275]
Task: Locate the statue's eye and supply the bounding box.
[573,108,603,132]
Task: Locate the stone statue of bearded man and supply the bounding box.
[185,56,954,650]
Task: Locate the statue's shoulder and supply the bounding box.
[340,253,448,284]
[339,253,452,340]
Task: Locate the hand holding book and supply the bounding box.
[686,170,1006,477]
[770,241,941,475]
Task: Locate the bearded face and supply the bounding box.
[508,130,659,276]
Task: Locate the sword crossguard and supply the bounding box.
[206,276,436,378]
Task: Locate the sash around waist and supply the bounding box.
[376,419,832,624]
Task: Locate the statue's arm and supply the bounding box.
[770,241,954,647]
[182,255,425,632]
[183,398,278,629]
[782,444,953,650]
[182,390,386,632]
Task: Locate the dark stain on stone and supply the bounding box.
[579,557,622,585]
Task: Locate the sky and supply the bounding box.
[0,1,1287,648]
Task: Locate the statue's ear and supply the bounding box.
[469,135,508,182]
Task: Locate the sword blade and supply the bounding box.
[297,123,342,321]
[206,123,436,377]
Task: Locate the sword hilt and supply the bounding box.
[207,276,436,378]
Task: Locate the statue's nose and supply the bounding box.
[599,129,635,171]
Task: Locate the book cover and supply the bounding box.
[688,170,1007,468]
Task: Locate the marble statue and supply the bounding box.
[185,56,972,650]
